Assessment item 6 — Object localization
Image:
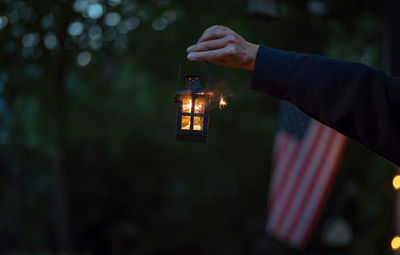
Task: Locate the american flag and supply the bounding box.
[266,101,347,249]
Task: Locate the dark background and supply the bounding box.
[0,0,396,254]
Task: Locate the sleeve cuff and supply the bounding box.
[248,45,295,101]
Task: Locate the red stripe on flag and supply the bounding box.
[283,126,336,240]
[272,132,290,171]
[269,123,325,235]
[296,133,347,248]
[267,139,301,213]
[273,123,330,239]
[266,119,347,249]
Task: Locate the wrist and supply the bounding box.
[245,43,259,71]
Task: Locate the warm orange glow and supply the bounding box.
[219,94,227,109]
[182,98,192,113]
[193,116,203,131]
[194,98,205,114]
[181,97,205,131]
[181,116,190,130]
[393,175,400,190]
[392,236,400,250]
[182,98,205,113]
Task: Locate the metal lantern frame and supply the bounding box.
[174,59,214,143]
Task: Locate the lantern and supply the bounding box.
[174,60,214,143]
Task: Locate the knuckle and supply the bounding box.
[203,42,212,50]
[205,26,214,33]
[226,34,236,43]
[191,45,199,51]
[213,25,228,35]
[226,45,236,55]
[207,25,221,33]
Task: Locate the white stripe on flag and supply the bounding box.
[283,127,338,243]
[267,122,323,233]
[272,131,287,158]
[268,132,296,202]
[267,135,302,232]
[277,123,334,237]
[290,131,346,246]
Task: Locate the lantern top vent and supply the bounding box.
[174,60,214,101]
[185,75,201,88]
[174,74,213,101]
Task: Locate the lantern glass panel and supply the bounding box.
[193,116,203,131]
[194,98,205,114]
[181,115,191,130]
[182,98,192,113]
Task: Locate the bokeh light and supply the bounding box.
[152,17,167,31]
[77,51,92,66]
[392,236,400,250]
[90,39,103,50]
[41,14,55,30]
[117,17,140,34]
[0,16,8,30]
[74,0,89,13]
[8,10,19,24]
[108,0,122,6]
[22,33,40,48]
[87,3,104,19]
[162,10,177,23]
[89,25,102,40]
[393,175,400,190]
[44,32,58,50]
[68,21,84,36]
[308,0,328,16]
[104,12,121,26]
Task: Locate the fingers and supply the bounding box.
[197,25,231,43]
[187,48,226,62]
[185,25,256,69]
[187,38,228,53]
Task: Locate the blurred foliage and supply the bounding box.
[0,0,395,254]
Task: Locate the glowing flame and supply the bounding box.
[182,99,192,113]
[182,98,205,114]
[181,98,204,131]
[219,94,227,109]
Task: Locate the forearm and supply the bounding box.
[249,45,400,165]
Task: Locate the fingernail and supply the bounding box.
[187,53,195,60]
[186,46,193,52]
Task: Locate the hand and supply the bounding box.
[186,25,259,70]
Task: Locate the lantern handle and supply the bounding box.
[177,58,211,90]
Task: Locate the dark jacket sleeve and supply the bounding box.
[249,45,400,166]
